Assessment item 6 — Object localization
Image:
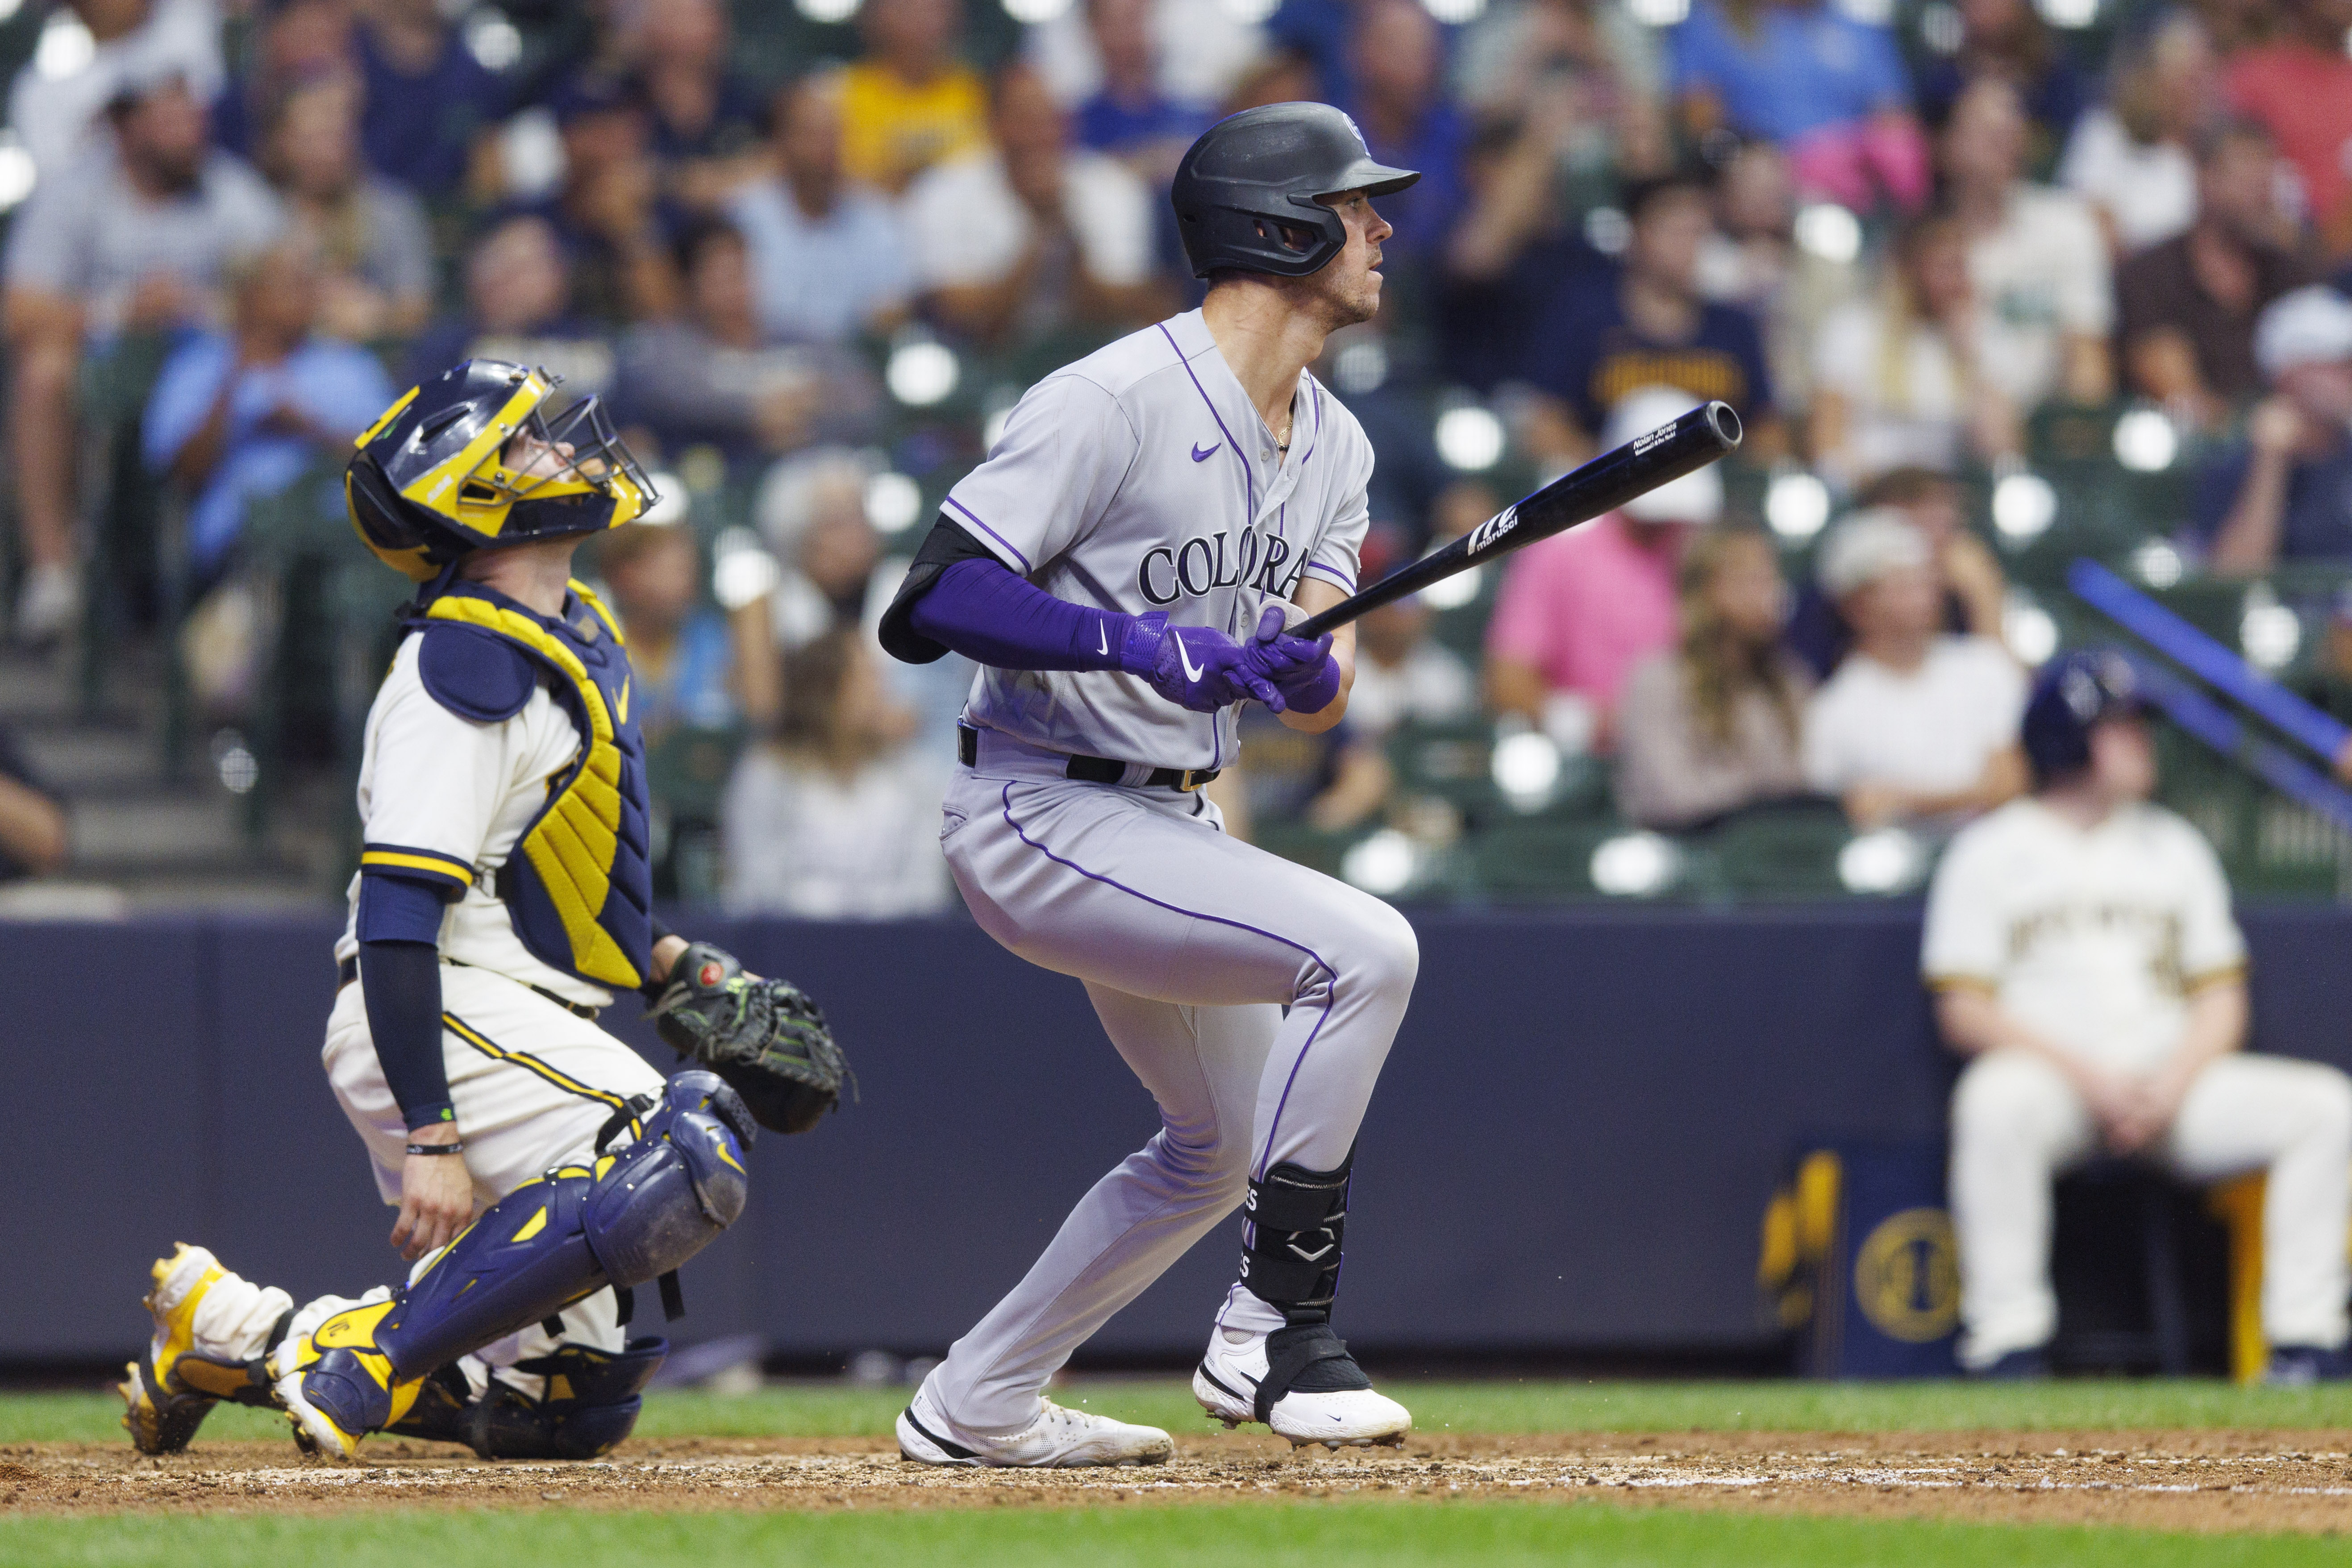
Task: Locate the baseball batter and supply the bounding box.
[877,104,1422,1467]
[119,361,846,1463]
[1925,651,2352,1380]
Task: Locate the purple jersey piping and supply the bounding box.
[1303,559,1356,591]
[944,496,1033,575]
[998,780,1332,1184]
[1158,321,1254,522]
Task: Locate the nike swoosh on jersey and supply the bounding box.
[1177,635,1206,682]
[1191,442,1220,462]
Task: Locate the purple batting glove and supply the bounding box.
[1243,602,1341,715]
[1118,612,1282,713]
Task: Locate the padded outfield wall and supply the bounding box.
[12,906,2352,1362]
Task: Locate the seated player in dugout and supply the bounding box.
[877,103,1422,1468]
[1923,651,2352,1382]
[119,362,851,1463]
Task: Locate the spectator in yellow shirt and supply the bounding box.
[839,0,989,195]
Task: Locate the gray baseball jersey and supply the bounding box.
[943,308,1373,769]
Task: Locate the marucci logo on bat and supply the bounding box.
[1466,505,1521,555]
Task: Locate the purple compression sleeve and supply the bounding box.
[907,557,1144,672]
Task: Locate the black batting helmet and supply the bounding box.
[2021,650,2149,786]
[1170,102,1419,280]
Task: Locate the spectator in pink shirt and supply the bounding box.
[1484,389,1723,752]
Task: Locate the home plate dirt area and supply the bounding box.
[9,1429,2352,1534]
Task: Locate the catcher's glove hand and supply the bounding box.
[648,942,851,1135]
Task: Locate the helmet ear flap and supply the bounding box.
[347,452,455,582]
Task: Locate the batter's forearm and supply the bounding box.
[907,558,1149,673]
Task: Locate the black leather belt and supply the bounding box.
[336,954,601,1019]
[957,722,1219,793]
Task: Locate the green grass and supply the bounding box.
[3,1501,2346,1568]
[12,1376,2352,1447]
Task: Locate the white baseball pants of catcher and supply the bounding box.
[320,963,667,1393]
[925,727,1420,1434]
[1950,1047,2352,1369]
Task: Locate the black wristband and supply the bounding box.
[405,1141,466,1157]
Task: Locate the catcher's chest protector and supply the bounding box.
[414,579,654,990]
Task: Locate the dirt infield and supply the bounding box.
[8,1429,2352,1534]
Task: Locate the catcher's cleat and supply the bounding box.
[121,1244,289,1456]
[1194,1324,1411,1449]
[275,1299,425,1462]
[895,1387,1173,1468]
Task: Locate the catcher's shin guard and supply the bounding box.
[283,1072,751,1457]
[1238,1149,1353,1325]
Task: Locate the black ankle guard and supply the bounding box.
[1253,1323,1371,1423]
[1238,1149,1353,1325]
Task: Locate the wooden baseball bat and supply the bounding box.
[1289,400,1744,640]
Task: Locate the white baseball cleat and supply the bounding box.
[1194,1323,1411,1448]
[896,1385,1174,1468]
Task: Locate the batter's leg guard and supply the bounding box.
[1233,1150,1379,1422]
[279,1072,752,1459]
[1238,1150,1352,1325]
[121,1244,295,1455]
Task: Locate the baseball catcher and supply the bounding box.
[119,361,847,1464]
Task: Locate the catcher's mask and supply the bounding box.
[346,358,655,582]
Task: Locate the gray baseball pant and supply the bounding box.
[924,729,1420,1433]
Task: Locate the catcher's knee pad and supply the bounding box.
[293,1073,751,1448]
[387,1337,669,1460]
[1239,1147,1353,1325]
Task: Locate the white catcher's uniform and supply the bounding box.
[324,632,664,1387]
[1923,797,2352,1367]
[917,310,1420,1432]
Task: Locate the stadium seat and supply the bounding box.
[1467,817,1631,903]
[644,724,746,903]
[1688,800,1857,903]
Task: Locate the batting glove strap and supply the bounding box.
[1116,610,1170,677]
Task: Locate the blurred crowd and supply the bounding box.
[5,0,2352,907]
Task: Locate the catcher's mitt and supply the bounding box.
[648,942,851,1135]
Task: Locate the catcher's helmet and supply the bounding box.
[346,359,655,582]
[1170,102,1419,280]
[2021,649,2148,786]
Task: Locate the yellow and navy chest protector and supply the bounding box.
[407,578,653,992]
